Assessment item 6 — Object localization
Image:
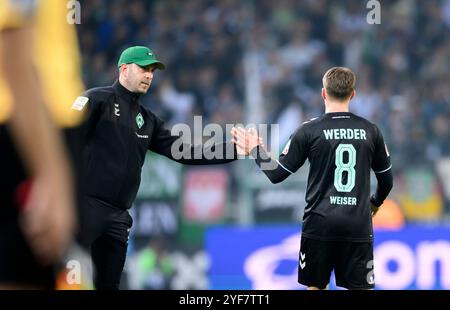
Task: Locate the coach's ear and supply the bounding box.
[321,88,327,102]
[349,89,356,100]
[119,63,128,77]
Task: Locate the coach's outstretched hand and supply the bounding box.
[231,127,263,156]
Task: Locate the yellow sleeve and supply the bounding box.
[0,0,37,122]
[33,0,85,127]
[0,0,37,29]
[0,0,85,127]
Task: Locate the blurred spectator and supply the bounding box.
[128,238,173,290]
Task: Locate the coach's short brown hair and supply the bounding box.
[322,67,356,100]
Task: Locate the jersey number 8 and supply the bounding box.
[334,144,356,192]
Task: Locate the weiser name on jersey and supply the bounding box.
[330,195,357,205]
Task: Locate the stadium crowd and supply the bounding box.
[78,0,450,211]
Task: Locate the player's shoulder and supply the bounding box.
[289,116,321,140]
[350,113,382,134]
[302,116,321,126]
[297,116,323,133]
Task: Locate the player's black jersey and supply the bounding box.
[277,112,391,242]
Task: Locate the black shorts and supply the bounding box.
[298,236,375,290]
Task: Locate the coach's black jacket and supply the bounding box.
[78,81,236,210]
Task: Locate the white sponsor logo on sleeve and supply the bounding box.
[71,96,89,111]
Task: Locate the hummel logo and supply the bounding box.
[114,103,120,117]
[299,252,306,269]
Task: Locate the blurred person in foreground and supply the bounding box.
[0,0,85,288]
[73,46,241,290]
[232,67,393,290]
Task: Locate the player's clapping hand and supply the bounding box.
[231,127,263,156]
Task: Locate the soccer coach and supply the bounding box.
[73,46,238,290]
